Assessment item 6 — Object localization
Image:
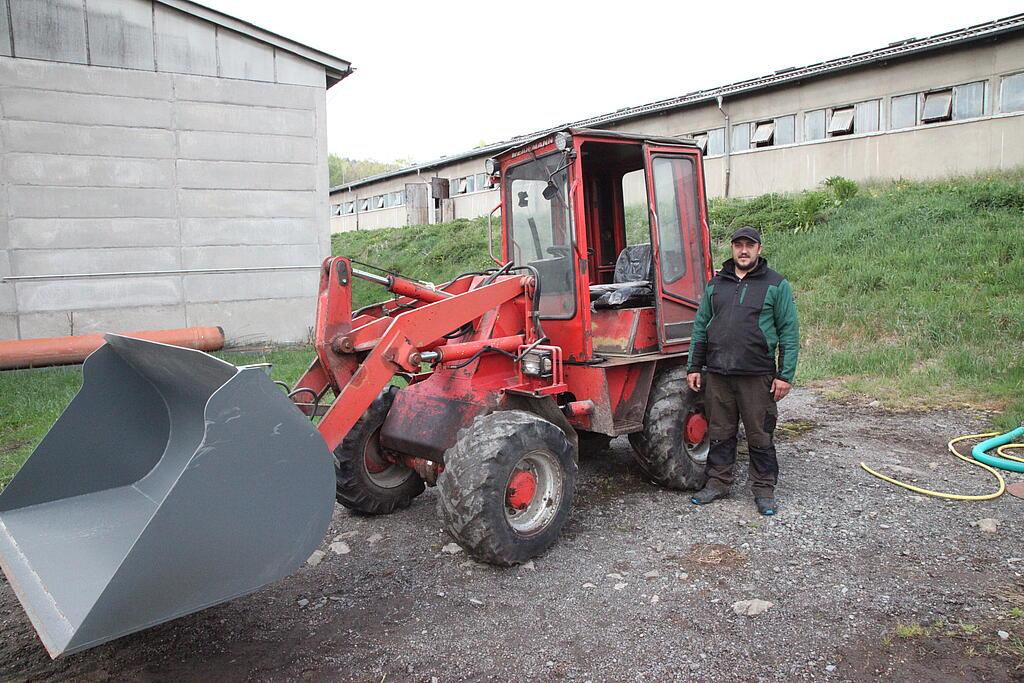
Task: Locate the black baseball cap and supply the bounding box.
[730,226,762,244]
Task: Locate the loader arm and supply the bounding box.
[313,265,530,453]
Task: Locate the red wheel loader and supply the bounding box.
[0,129,714,657]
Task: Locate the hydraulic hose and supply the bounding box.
[972,425,1024,473]
[859,432,1007,501]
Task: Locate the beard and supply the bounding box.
[733,255,758,273]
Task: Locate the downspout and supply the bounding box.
[716,94,731,199]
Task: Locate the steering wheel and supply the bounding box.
[546,245,572,258]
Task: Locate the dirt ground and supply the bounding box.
[2,388,1023,682]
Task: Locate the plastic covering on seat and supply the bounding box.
[591,244,655,308]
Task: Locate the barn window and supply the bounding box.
[827,107,855,136]
[921,89,953,123]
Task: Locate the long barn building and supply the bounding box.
[330,13,1024,233]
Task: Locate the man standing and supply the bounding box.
[686,226,799,516]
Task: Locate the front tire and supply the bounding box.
[437,411,576,566]
[628,366,709,490]
[334,386,425,514]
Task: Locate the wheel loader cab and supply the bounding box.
[498,129,713,359]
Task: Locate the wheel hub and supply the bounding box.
[506,470,538,510]
[503,450,563,536]
[362,428,414,488]
[685,412,708,446]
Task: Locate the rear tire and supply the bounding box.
[628,366,709,490]
[437,411,576,566]
[334,386,425,514]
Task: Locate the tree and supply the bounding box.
[328,154,410,187]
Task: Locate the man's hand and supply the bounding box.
[687,372,702,393]
[770,378,792,402]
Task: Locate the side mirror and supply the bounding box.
[542,182,558,201]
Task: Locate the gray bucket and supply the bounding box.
[0,335,335,657]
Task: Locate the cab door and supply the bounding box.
[642,145,712,350]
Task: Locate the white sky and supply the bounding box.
[201,1,1022,163]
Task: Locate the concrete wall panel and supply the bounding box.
[183,270,318,303]
[9,186,176,218]
[5,120,176,157]
[0,315,16,339]
[10,218,181,249]
[0,56,172,99]
[153,4,217,76]
[0,251,14,313]
[182,244,320,269]
[16,276,183,312]
[86,0,155,70]
[0,3,11,57]
[6,154,174,187]
[275,50,324,87]
[11,247,181,277]
[10,0,87,65]
[18,305,188,338]
[186,296,315,343]
[180,217,318,247]
[173,72,316,109]
[217,29,274,82]
[178,130,314,163]
[175,100,314,136]
[0,88,173,128]
[177,160,315,190]
[178,189,315,218]
[0,4,332,342]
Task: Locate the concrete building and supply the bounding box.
[330,12,1024,233]
[0,0,351,343]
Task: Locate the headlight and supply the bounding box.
[485,157,499,175]
[521,350,553,378]
[554,132,573,151]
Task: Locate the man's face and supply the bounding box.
[731,238,762,271]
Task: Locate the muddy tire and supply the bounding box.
[334,386,425,514]
[437,411,576,566]
[628,366,709,490]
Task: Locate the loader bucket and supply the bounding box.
[0,335,335,658]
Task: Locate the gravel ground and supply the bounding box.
[2,388,1023,682]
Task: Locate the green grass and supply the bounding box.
[3,170,1022,489]
[0,346,315,490]
[334,170,1024,429]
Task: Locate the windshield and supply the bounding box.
[505,152,575,318]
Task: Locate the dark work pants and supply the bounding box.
[704,373,779,496]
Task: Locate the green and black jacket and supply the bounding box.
[687,257,800,383]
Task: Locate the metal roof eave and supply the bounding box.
[155,0,352,85]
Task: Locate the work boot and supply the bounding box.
[755,496,777,516]
[691,486,728,506]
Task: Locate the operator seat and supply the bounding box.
[590,243,655,309]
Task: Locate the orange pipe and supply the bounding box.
[0,326,225,370]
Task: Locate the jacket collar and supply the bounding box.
[719,256,768,281]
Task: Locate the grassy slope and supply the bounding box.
[333,171,1024,428]
[2,171,1021,488]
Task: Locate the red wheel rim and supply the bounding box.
[685,412,708,446]
[506,470,538,510]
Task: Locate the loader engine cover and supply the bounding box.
[0,335,335,658]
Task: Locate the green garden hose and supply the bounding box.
[972,425,1024,473]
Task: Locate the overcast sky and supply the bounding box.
[201,1,1021,164]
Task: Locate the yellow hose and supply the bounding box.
[996,444,1024,463]
[860,432,1009,501]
